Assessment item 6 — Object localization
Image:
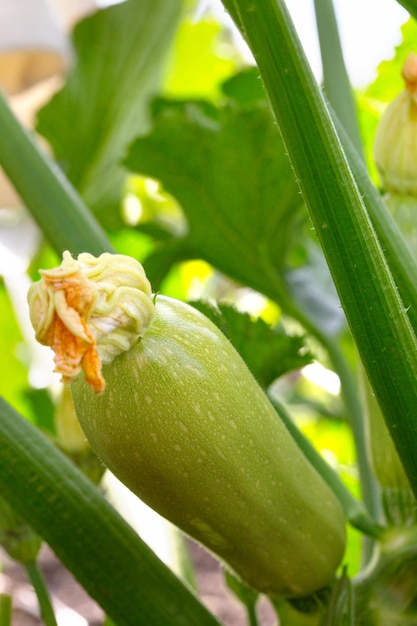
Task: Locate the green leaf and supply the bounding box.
[37,0,182,229]
[190,300,311,387]
[0,284,29,417]
[142,238,189,291]
[221,67,268,107]
[0,397,221,626]
[124,89,304,302]
[163,17,237,100]
[24,388,55,435]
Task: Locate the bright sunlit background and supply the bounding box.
[206,0,409,87]
[286,0,409,86]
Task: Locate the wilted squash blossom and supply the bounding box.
[28,251,346,598]
[28,250,155,393]
[374,52,417,197]
[373,53,417,254]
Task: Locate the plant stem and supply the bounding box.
[248,0,382,524]
[298,0,374,508]
[272,398,383,539]
[334,117,417,335]
[25,561,58,626]
[261,262,381,529]
[273,280,381,524]
[286,296,382,559]
[313,0,364,158]
[247,0,383,547]
[247,605,259,626]
[324,338,381,521]
[313,1,395,545]
[0,91,114,257]
[0,595,12,626]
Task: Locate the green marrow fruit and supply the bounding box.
[29,252,346,598]
[71,296,346,598]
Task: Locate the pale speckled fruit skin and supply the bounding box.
[71,296,346,598]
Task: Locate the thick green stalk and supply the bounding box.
[315,0,417,525]
[313,0,382,542]
[312,3,417,330]
[25,562,58,626]
[0,397,221,626]
[335,119,417,333]
[221,0,417,495]
[0,91,113,257]
[225,0,380,523]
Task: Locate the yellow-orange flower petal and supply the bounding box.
[28,251,154,394]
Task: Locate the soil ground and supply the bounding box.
[0,542,277,625]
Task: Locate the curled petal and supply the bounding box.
[28,251,155,394]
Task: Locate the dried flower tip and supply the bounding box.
[28,251,155,393]
[402,52,417,96]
